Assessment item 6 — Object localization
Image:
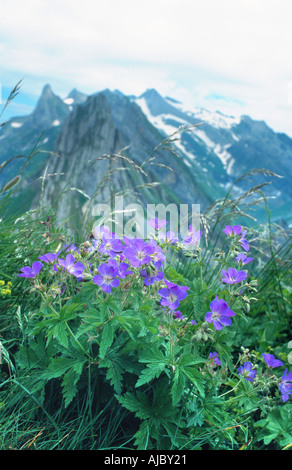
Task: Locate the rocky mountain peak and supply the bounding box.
[29,84,70,129]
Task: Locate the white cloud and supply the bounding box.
[0,0,291,135]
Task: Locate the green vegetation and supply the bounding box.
[0,85,291,451]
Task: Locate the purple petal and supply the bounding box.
[110,278,120,288]
[92,274,103,286]
[158,288,170,299]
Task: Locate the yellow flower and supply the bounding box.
[0,280,5,287]
[1,288,11,296]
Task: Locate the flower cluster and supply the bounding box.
[16,220,252,336]
[15,217,292,408]
[235,351,292,402]
[223,224,249,252]
[16,219,201,328]
[0,280,12,297]
[221,224,252,286]
[202,224,254,332]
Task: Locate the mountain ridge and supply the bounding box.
[0,84,291,229]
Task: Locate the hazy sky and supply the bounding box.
[1,0,291,136]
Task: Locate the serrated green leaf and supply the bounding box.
[255,406,292,447]
[171,368,185,406]
[99,322,114,359]
[179,354,205,367]
[52,322,68,348]
[138,347,166,364]
[99,356,124,394]
[60,302,83,322]
[116,392,152,420]
[18,337,51,370]
[135,363,166,388]
[133,420,150,450]
[62,365,84,407]
[192,292,203,314]
[41,357,85,380]
[182,366,205,397]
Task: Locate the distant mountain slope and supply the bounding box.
[133,89,292,207]
[39,89,221,228]
[0,84,291,228]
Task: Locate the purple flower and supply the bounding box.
[239,230,249,252]
[124,239,155,268]
[149,241,166,264]
[158,231,179,244]
[92,224,113,240]
[235,253,254,265]
[147,218,168,230]
[140,266,164,285]
[208,352,221,366]
[38,252,60,264]
[99,234,124,258]
[18,261,43,278]
[158,283,189,310]
[173,310,185,320]
[279,369,292,402]
[183,225,202,245]
[64,243,79,253]
[108,259,133,279]
[223,225,242,237]
[237,361,257,382]
[123,236,142,246]
[262,353,283,369]
[57,254,85,279]
[164,279,190,294]
[221,267,247,284]
[92,263,120,293]
[204,295,236,330]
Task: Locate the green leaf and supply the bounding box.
[99,356,124,394]
[41,357,85,380]
[138,347,166,365]
[52,322,69,348]
[18,336,51,370]
[40,356,85,407]
[62,369,80,407]
[60,302,83,322]
[255,405,292,447]
[171,368,185,406]
[192,292,203,315]
[99,322,114,359]
[179,354,205,367]
[164,266,186,285]
[135,363,166,388]
[182,366,205,397]
[116,392,152,420]
[133,420,150,450]
[135,346,168,387]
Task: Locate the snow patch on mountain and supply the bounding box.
[63,97,74,105]
[194,129,235,174]
[171,100,241,130]
[135,94,239,175]
[214,145,235,175]
[10,122,23,128]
